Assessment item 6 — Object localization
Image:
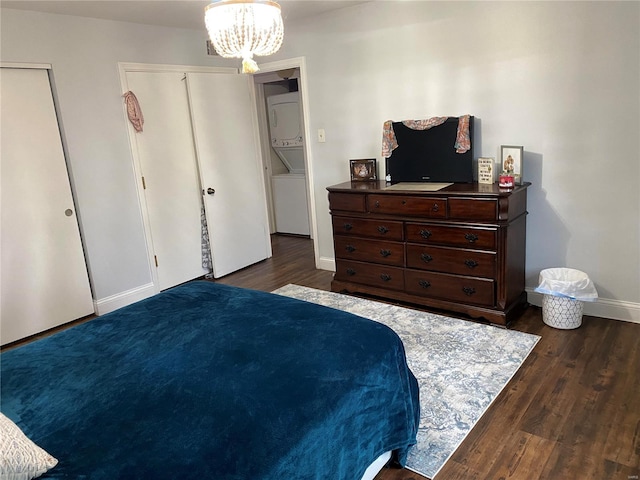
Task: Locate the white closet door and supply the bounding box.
[125,71,209,291]
[186,73,271,278]
[1,67,93,345]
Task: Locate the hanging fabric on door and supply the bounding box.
[123,91,144,132]
[201,206,213,276]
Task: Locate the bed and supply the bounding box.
[1,281,419,479]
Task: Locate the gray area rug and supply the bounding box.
[273,285,540,479]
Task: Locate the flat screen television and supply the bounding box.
[385,116,474,183]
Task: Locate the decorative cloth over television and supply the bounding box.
[382,114,471,158]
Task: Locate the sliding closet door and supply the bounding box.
[1,67,93,345]
[124,71,208,291]
[186,73,270,278]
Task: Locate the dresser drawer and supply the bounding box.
[328,181,530,325]
[334,236,405,266]
[332,216,404,240]
[335,260,405,291]
[406,244,496,278]
[329,192,366,213]
[368,195,447,218]
[405,223,497,250]
[448,197,498,221]
[405,270,495,307]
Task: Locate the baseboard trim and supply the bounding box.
[308,264,640,324]
[526,289,640,324]
[94,283,156,316]
[316,255,336,272]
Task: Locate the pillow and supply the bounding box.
[0,412,58,479]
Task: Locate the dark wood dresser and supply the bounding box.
[327,181,530,326]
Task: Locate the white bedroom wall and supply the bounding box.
[1,2,638,322]
[0,8,236,306]
[267,1,640,321]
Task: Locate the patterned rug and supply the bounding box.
[272,285,540,479]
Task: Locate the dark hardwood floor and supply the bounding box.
[206,233,335,293]
[4,234,638,479]
[213,235,640,480]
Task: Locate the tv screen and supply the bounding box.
[385,116,474,183]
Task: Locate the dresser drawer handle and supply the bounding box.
[419,229,432,239]
[462,286,476,296]
[345,245,356,253]
[346,268,356,276]
[401,200,407,205]
[377,226,389,234]
[380,249,391,258]
[464,259,479,269]
[418,280,431,289]
[343,223,353,231]
[420,253,433,263]
[374,201,380,208]
[465,233,479,243]
[380,273,392,282]
[432,203,440,212]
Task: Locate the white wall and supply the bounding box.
[2,2,638,322]
[268,1,639,321]
[1,8,236,306]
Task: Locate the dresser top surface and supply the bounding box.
[327,181,530,197]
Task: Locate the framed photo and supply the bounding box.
[500,145,524,185]
[477,157,495,184]
[350,158,377,181]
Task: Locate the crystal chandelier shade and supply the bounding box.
[205,0,284,73]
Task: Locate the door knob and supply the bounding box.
[206,188,215,195]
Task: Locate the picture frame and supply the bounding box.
[350,158,377,181]
[500,145,524,185]
[477,157,495,184]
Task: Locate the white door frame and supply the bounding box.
[252,57,320,267]
[118,62,238,293]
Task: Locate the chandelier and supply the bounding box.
[205,0,284,74]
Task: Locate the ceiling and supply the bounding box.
[0,0,369,30]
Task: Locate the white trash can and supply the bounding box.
[535,268,598,330]
[541,294,584,329]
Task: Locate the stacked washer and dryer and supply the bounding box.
[267,92,311,236]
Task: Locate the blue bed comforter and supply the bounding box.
[1,282,419,479]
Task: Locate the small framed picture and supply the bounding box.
[477,157,495,184]
[500,145,524,185]
[350,158,377,181]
